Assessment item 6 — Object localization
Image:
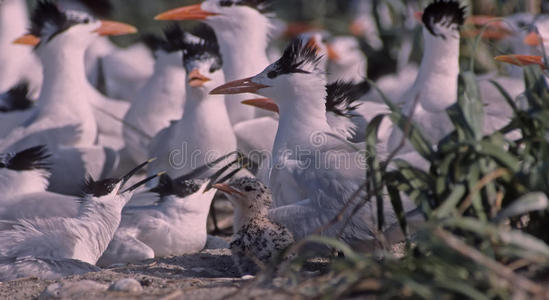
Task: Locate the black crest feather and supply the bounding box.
[325,81,368,117]
[77,0,113,17]
[0,81,34,113]
[270,38,322,78]
[183,24,223,72]
[422,0,466,37]
[150,174,203,199]
[1,145,51,171]
[30,1,68,37]
[218,0,273,14]
[142,24,188,53]
[81,176,119,197]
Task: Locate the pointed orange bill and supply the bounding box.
[524,32,542,46]
[241,98,279,113]
[13,34,41,46]
[495,55,546,69]
[210,77,270,95]
[94,20,137,36]
[155,4,218,21]
[213,183,243,196]
[188,69,211,87]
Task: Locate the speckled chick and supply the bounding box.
[215,177,294,275]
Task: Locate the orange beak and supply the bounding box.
[241,98,279,113]
[93,20,137,36]
[213,183,243,196]
[349,19,365,36]
[524,32,542,46]
[155,4,218,21]
[13,34,41,46]
[188,69,211,87]
[495,54,546,69]
[210,77,270,95]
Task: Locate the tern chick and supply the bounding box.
[215,177,294,276]
[0,159,160,281]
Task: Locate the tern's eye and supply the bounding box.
[0,163,5,168]
[267,71,277,79]
[83,18,90,24]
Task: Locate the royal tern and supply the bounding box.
[155,0,274,125]
[215,177,294,275]
[148,24,236,180]
[98,155,243,266]
[211,39,416,245]
[123,24,191,165]
[386,0,466,154]
[0,160,160,281]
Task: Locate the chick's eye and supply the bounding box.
[267,71,277,79]
[244,186,253,192]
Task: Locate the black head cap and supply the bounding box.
[0,81,34,113]
[150,174,204,199]
[218,0,273,14]
[82,176,120,197]
[30,1,95,42]
[76,0,113,18]
[183,24,223,73]
[268,38,322,79]
[142,23,188,54]
[0,145,50,171]
[422,0,466,38]
[325,81,368,117]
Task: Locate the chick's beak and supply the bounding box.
[13,34,41,46]
[189,69,211,87]
[241,98,279,113]
[349,20,365,36]
[495,54,546,69]
[94,20,138,36]
[213,183,243,196]
[210,77,270,95]
[155,4,218,21]
[524,32,542,46]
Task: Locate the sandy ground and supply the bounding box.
[0,249,297,300]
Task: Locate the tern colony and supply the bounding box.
[0,0,545,280]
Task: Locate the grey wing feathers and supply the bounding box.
[0,256,100,282]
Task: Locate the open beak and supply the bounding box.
[155,4,218,21]
[121,172,165,194]
[213,183,243,196]
[241,98,279,113]
[188,69,211,87]
[13,34,41,46]
[210,77,270,95]
[524,32,542,46]
[494,54,546,69]
[94,20,137,36]
[120,158,156,188]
